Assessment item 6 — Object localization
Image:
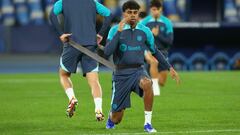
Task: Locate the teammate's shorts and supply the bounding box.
[110,66,151,112]
[156,49,169,71]
[60,43,98,76]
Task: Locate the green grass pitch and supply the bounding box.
[0,72,240,135]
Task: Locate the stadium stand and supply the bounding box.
[210,52,231,70]
[0,0,239,71]
[188,52,209,71]
[169,53,187,71]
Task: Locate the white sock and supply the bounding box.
[152,78,160,96]
[94,97,102,112]
[65,88,76,100]
[144,111,152,125]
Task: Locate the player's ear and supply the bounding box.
[159,7,163,13]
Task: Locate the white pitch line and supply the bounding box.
[0,78,57,83]
[91,129,240,135]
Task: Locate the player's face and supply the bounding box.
[123,9,139,26]
[150,7,162,18]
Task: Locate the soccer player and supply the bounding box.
[49,0,113,120]
[104,0,179,132]
[141,0,175,87]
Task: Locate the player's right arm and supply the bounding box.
[104,19,126,56]
[104,25,120,56]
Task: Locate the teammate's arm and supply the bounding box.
[145,27,156,54]
[155,21,174,49]
[49,0,72,43]
[95,0,114,44]
[49,1,63,36]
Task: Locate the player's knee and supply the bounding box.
[140,78,152,91]
[150,57,159,67]
[159,81,165,87]
[87,73,99,84]
[88,79,100,88]
[59,69,70,78]
[158,77,167,87]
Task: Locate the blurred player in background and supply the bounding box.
[49,0,113,120]
[139,11,147,20]
[141,0,174,89]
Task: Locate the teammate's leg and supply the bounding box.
[59,68,78,118]
[158,70,168,87]
[86,72,104,121]
[82,46,104,121]
[145,50,160,95]
[139,77,157,133]
[59,68,75,99]
[59,45,80,117]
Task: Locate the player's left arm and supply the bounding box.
[145,26,180,84]
[95,0,114,42]
[155,20,174,49]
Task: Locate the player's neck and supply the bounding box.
[154,14,161,20]
[129,22,138,29]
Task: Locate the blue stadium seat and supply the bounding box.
[188,52,209,71]
[176,0,189,21]
[14,0,29,26]
[28,0,44,25]
[163,0,180,21]
[1,0,16,26]
[169,53,187,71]
[44,0,54,19]
[0,6,2,22]
[210,52,230,70]
[224,0,238,22]
[236,0,240,20]
[0,40,5,53]
[0,25,5,53]
[229,52,240,70]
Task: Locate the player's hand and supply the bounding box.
[97,34,103,45]
[118,19,126,32]
[152,26,159,36]
[169,67,180,85]
[60,33,72,43]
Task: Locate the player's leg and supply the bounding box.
[81,46,104,121]
[139,76,157,133]
[86,72,104,121]
[106,76,132,129]
[59,68,74,98]
[145,50,160,95]
[157,50,170,87]
[158,70,168,87]
[60,44,80,117]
